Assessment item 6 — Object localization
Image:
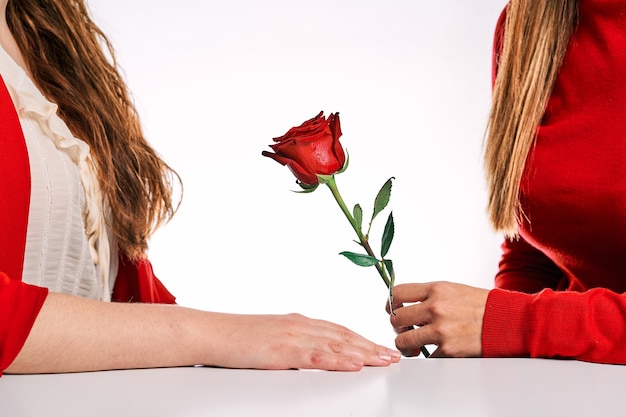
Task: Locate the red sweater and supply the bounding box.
[482,1,626,363]
[0,75,175,375]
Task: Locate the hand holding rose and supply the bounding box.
[388,282,489,358]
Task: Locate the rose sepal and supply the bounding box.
[336,152,350,175]
[294,181,319,193]
[316,174,335,185]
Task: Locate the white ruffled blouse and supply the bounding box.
[0,45,117,301]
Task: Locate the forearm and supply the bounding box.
[6,292,400,374]
[5,292,216,374]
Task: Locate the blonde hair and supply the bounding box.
[484,0,578,236]
[7,0,180,259]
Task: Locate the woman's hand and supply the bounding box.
[211,313,401,371]
[387,282,489,358]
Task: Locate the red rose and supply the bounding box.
[262,111,346,187]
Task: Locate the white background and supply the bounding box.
[87,0,508,348]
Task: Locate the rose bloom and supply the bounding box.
[263,111,346,187]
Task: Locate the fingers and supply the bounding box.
[390,301,430,330]
[308,318,401,369]
[295,340,401,372]
[384,282,440,354]
[272,314,401,371]
[388,292,431,339]
[385,283,432,316]
[394,326,437,356]
[385,283,431,314]
[389,302,433,355]
[392,283,432,304]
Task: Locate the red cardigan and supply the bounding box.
[0,75,175,375]
[482,2,626,363]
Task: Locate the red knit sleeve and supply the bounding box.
[0,273,48,376]
[483,287,626,364]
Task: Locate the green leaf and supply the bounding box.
[371,177,394,223]
[339,251,379,267]
[381,212,394,258]
[353,204,363,233]
[383,259,395,287]
[384,259,395,307]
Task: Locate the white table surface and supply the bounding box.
[2,357,625,417]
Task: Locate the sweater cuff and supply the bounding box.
[482,288,533,358]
